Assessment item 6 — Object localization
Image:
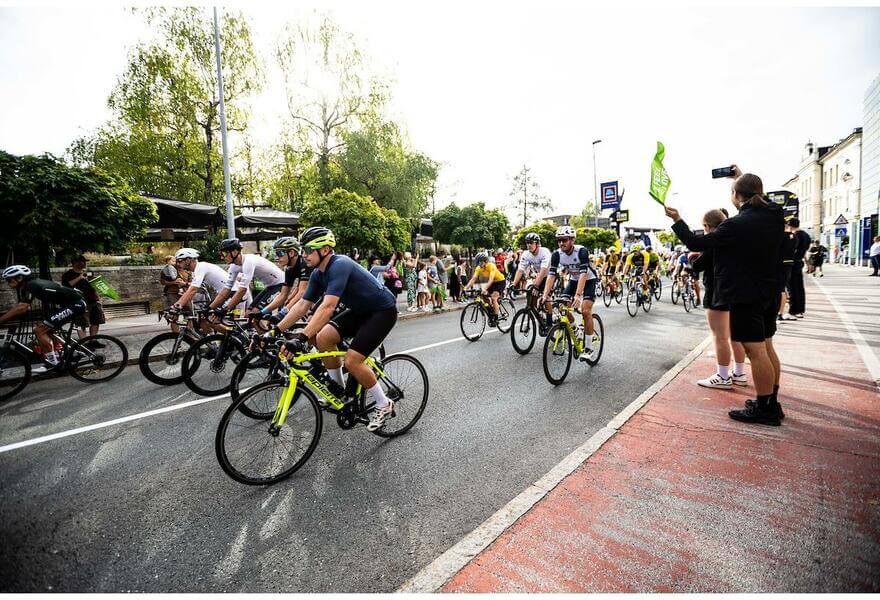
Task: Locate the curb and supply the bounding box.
[397,334,714,593]
[397,303,466,321]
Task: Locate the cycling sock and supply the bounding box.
[366,382,390,409]
[733,362,746,377]
[717,364,730,379]
[328,367,344,387]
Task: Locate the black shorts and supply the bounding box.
[43,301,87,330]
[779,265,793,294]
[487,280,506,295]
[329,306,398,357]
[563,278,598,301]
[730,299,777,343]
[74,302,106,328]
[252,282,284,309]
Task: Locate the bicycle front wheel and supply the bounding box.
[67,335,129,383]
[642,289,652,313]
[460,302,486,341]
[584,314,604,366]
[182,334,247,397]
[653,277,663,300]
[371,353,429,438]
[510,308,537,355]
[0,346,31,403]
[626,288,639,317]
[542,323,572,385]
[683,288,692,313]
[671,281,680,305]
[138,331,195,386]
[216,381,322,485]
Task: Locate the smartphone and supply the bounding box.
[712,166,735,179]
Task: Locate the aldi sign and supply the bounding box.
[600,181,620,210]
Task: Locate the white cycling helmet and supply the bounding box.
[175,247,200,261]
[2,265,32,279]
[555,225,576,239]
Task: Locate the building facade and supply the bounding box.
[782,142,828,240]
[859,74,880,264]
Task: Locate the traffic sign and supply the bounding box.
[600,181,620,210]
[833,214,848,225]
[835,226,847,237]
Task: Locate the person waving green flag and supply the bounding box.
[649,141,671,205]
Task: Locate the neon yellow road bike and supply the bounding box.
[215,347,429,485]
[541,295,604,385]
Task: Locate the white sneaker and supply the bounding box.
[697,373,733,389]
[367,400,395,432]
[731,373,748,387]
[793,313,804,319]
[422,306,431,312]
[781,313,797,321]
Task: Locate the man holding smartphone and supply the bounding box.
[61,254,105,347]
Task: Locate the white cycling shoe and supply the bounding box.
[367,400,395,432]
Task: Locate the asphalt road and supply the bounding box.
[0,282,709,592]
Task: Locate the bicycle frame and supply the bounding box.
[550,302,585,355]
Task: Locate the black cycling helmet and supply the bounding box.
[525,232,541,244]
[300,226,336,250]
[219,238,242,252]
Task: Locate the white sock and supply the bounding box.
[328,367,344,386]
[733,362,746,377]
[717,364,730,379]
[367,382,390,409]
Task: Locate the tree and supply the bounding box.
[432,202,510,253]
[298,188,408,257]
[511,220,558,249]
[0,151,157,275]
[656,230,678,247]
[69,8,262,206]
[575,227,618,252]
[509,165,552,228]
[570,203,600,229]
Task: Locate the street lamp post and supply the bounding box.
[592,139,602,227]
[213,6,235,238]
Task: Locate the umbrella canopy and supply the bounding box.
[144,195,225,229]
[234,209,299,228]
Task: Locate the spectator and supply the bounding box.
[436,252,449,298]
[416,261,429,310]
[665,168,786,426]
[61,255,105,347]
[870,235,880,276]
[777,219,797,321]
[368,256,385,281]
[808,240,826,277]
[787,218,810,318]
[690,210,748,390]
[382,251,404,304]
[160,255,187,311]
[449,254,463,302]
[494,248,507,276]
[404,251,419,311]
[428,255,446,311]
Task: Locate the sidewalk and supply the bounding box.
[408,270,880,592]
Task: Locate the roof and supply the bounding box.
[234,209,299,228]
[142,195,225,229]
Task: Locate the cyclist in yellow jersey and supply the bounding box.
[623,244,652,294]
[604,247,621,275]
[464,252,507,325]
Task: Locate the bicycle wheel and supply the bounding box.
[67,335,128,383]
[584,314,604,366]
[371,353,429,438]
[626,287,639,317]
[510,308,537,355]
[460,302,486,341]
[138,331,196,386]
[614,284,623,304]
[496,298,515,333]
[542,323,573,385]
[230,351,282,413]
[0,346,31,403]
[216,381,322,485]
[602,283,613,307]
[642,288,652,313]
[182,334,247,396]
[671,280,680,305]
[653,277,662,300]
[683,287,692,313]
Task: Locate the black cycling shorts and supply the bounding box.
[329,306,398,357]
[730,299,777,343]
[563,278,598,301]
[487,280,506,295]
[251,282,284,309]
[43,300,87,330]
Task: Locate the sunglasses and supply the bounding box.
[557,238,571,245]
[274,250,292,257]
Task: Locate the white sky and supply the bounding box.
[1,2,879,229]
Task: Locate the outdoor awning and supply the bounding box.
[144,195,225,229]
[419,218,433,237]
[143,228,210,241]
[234,209,299,229]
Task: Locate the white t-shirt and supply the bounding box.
[191,261,252,305]
[870,241,880,258]
[517,246,552,273]
[224,254,284,291]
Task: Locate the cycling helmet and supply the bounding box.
[555,225,576,239]
[607,246,617,253]
[525,232,541,244]
[631,243,643,251]
[219,238,242,252]
[2,265,32,279]
[272,236,301,252]
[174,248,199,261]
[300,226,336,250]
[474,251,489,266]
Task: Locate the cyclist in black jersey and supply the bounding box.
[251,236,312,325]
[0,265,86,369]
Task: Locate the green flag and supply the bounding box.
[649,141,671,205]
[89,275,120,300]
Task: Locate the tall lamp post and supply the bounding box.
[592,139,602,226]
[213,6,235,237]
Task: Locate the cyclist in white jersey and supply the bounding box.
[209,238,284,320]
[171,248,251,331]
[541,225,600,361]
[511,232,552,291]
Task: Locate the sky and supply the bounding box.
[1,2,879,230]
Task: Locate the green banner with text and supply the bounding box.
[649,141,671,205]
[89,275,120,301]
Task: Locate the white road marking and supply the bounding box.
[0,329,501,455]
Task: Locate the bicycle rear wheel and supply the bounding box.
[0,346,31,403]
[67,335,128,383]
[510,308,537,355]
[460,302,486,341]
[182,334,247,396]
[496,298,515,333]
[371,353,429,438]
[230,351,283,414]
[216,381,322,485]
[138,331,196,386]
[542,323,573,385]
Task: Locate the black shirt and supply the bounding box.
[284,256,313,288]
[17,278,84,306]
[792,230,811,266]
[62,269,99,303]
[779,232,797,264]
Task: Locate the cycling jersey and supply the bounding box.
[303,254,396,314]
[606,253,621,267]
[625,251,651,270]
[284,255,313,288]
[549,245,597,281]
[224,254,285,291]
[473,262,506,283]
[517,247,552,273]
[648,252,660,266]
[191,261,233,294]
[17,278,83,306]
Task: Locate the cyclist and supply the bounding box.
[511,232,552,328]
[541,225,600,361]
[251,236,312,324]
[209,238,284,321]
[604,246,621,277]
[170,248,249,333]
[646,245,662,290]
[463,251,507,327]
[622,243,651,298]
[0,265,86,372]
[267,226,399,432]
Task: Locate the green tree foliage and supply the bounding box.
[509,165,552,228]
[432,202,511,252]
[68,8,261,206]
[298,189,408,257]
[575,227,618,252]
[656,230,678,247]
[0,151,157,272]
[511,220,558,249]
[569,203,600,229]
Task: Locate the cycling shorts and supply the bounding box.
[487,280,506,295]
[329,306,398,357]
[43,300,87,330]
[563,278,597,301]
